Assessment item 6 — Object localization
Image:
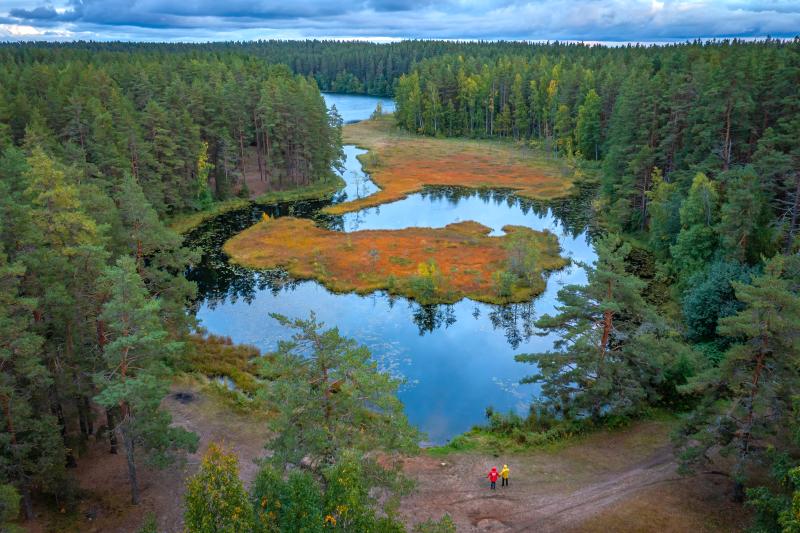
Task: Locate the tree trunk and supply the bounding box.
[121,420,139,505]
[722,99,733,171]
[52,399,77,468]
[1,395,34,520]
[21,486,33,521]
[786,173,800,253]
[106,408,118,454]
[84,396,94,436]
[76,396,88,438]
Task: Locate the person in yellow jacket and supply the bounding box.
[500,464,510,487]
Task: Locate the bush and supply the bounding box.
[184,443,254,533]
[682,260,755,342]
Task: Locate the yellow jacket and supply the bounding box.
[500,465,509,479]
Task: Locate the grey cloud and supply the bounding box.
[3,0,799,41]
[9,6,62,19]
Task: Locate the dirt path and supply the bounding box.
[31,392,745,532]
[399,421,746,532]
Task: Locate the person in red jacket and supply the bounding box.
[488,466,499,490]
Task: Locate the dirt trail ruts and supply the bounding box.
[401,450,677,532]
[509,448,678,532]
[399,422,745,532]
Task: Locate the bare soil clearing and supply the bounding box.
[29,395,746,532]
[224,217,566,304]
[324,116,574,215]
[401,420,747,532]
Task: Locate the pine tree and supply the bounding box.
[516,235,679,420]
[678,255,800,500]
[93,256,197,504]
[259,314,419,469]
[717,168,776,264]
[645,168,682,260]
[0,236,66,520]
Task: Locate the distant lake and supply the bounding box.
[187,94,596,444]
[323,92,396,123]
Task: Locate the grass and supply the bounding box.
[324,115,575,215]
[224,217,568,304]
[427,409,681,457]
[168,174,346,235]
[169,198,251,235]
[182,334,263,395]
[253,173,345,204]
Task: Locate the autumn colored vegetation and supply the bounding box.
[224,216,566,304]
[323,115,574,215]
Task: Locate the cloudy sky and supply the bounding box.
[0,0,798,42]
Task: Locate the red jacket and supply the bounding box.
[488,469,498,482]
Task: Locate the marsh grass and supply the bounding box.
[224,217,567,304]
[325,116,575,215]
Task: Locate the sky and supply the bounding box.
[0,0,798,43]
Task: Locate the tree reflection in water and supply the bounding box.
[184,184,595,348]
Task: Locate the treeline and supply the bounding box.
[0,48,343,215]
[2,39,630,97]
[0,47,342,523]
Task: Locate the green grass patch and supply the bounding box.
[427,408,680,456]
[169,198,251,235]
[253,173,345,205]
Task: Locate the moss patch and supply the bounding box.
[224,216,567,304]
[325,116,574,215]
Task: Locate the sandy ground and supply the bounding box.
[26,389,747,532]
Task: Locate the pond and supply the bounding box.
[187,93,596,444]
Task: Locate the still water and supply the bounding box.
[188,94,596,444]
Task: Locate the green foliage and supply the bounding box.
[646,168,682,259]
[575,89,601,160]
[412,514,457,533]
[517,234,692,420]
[251,452,407,533]
[492,270,515,299]
[184,443,255,533]
[0,227,68,519]
[677,256,800,492]
[407,261,443,303]
[681,260,756,342]
[670,173,720,281]
[136,513,159,533]
[0,484,20,528]
[717,167,777,263]
[504,231,541,287]
[94,256,197,503]
[258,313,419,470]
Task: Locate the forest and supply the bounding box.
[1,38,799,532]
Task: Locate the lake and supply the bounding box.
[187,93,596,444]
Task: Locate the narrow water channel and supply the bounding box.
[186,94,597,444]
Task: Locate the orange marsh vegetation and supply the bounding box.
[324,115,574,215]
[224,217,568,304]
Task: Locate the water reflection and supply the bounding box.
[186,93,598,442]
